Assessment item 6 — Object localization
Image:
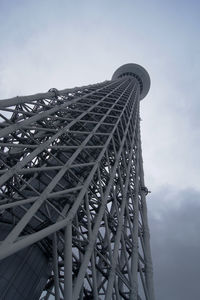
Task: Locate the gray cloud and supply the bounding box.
[148,187,200,300]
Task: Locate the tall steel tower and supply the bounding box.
[0,63,155,300]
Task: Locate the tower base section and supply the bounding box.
[0,224,50,300]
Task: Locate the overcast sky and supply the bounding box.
[0,0,200,299]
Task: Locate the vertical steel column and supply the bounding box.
[52,233,60,300]
[130,129,140,300]
[139,130,155,300]
[64,223,72,300]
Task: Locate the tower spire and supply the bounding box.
[0,63,155,300]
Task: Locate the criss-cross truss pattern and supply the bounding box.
[0,75,155,300]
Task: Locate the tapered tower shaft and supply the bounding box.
[0,64,155,299]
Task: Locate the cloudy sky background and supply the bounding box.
[0,0,200,299]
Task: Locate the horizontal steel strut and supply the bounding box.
[0,64,155,300]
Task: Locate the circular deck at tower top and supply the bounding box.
[112,63,150,100]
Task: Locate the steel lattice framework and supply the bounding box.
[0,64,155,300]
